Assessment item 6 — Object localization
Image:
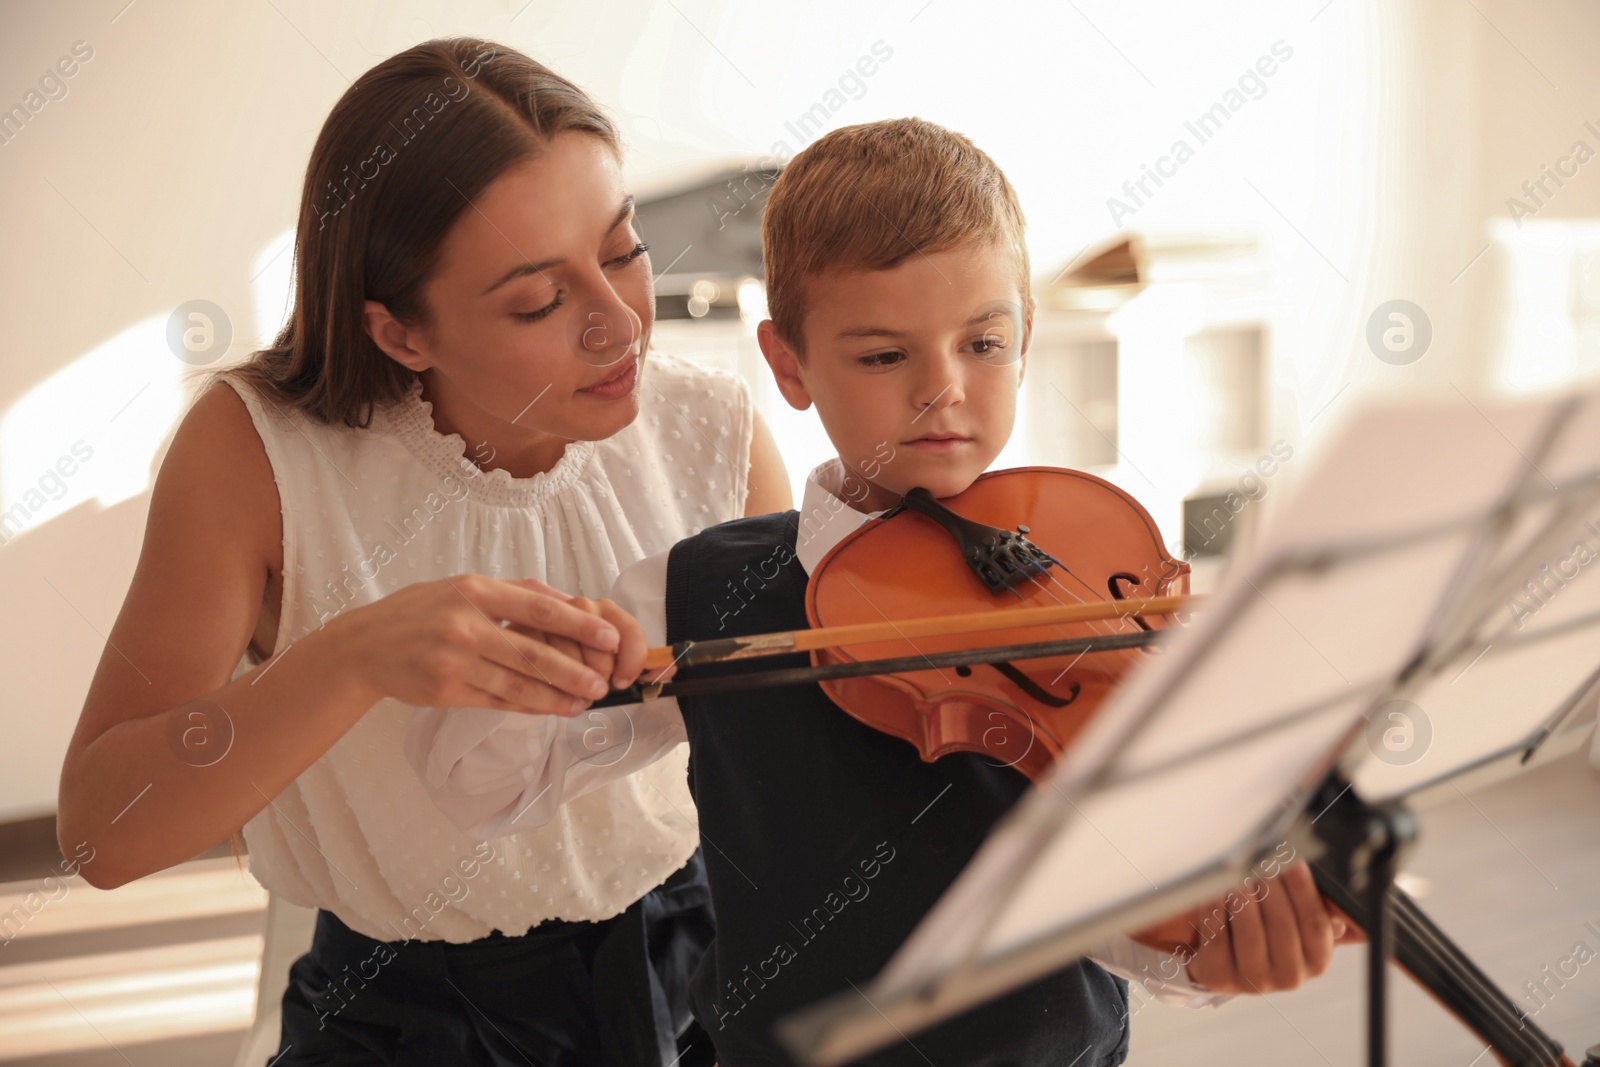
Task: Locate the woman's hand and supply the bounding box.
[501,579,665,694]
[343,573,650,716]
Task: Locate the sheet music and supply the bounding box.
[1354,493,1600,800]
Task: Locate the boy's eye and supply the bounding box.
[513,291,566,322]
[964,334,1013,361]
[857,350,905,368]
[606,241,650,268]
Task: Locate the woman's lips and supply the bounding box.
[578,356,638,400]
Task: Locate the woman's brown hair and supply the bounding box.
[201,37,620,426]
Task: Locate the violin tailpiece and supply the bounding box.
[898,487,1059,595]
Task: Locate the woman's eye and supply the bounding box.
[606,241,650,268]
[966,336,1008,358]
[512,291,565,322]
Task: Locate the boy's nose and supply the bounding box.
[912,362,965,414]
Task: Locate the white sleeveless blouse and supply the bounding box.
[220,352,752,942]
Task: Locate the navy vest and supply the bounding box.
[665,511,1130,1067]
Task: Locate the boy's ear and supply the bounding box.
[1017,297,1035,385]
[363,300,433,371]
[757,319,813,411]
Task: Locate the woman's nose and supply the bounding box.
[568,292,642,368]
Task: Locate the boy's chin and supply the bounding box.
[886,465,987,502]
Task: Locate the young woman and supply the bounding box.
[56,37,788,1066]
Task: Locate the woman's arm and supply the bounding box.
[58,382,375,888]
[57,383,632,889]
[743,410,793,516]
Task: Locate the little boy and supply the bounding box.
[413,118,1349,1066]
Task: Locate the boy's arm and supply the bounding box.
[403,551,687,840]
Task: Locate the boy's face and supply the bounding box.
[759,240,1030,511]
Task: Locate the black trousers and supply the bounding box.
[270,850,716,1067]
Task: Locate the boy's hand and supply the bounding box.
[504,581,660,693]
[1131,861,1363,994]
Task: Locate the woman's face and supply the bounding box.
[378,130,654,461]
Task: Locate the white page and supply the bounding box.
[1355,492,1600,800]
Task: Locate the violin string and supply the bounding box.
[838,571,957,688]
[1018,569,1148,686]
[1029,549,1154,643]
[1016,575,1102,682]
[1029,553,1153,657]
[1017,571,1127,646]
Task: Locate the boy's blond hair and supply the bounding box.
[761,117,1030,353]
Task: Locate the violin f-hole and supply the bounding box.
[987,660,1080,708]
[1108,572,1156,633]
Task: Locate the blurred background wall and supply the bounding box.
[2,0,1597,825]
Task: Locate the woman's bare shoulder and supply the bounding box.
[158,377,283,574]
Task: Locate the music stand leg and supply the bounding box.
[1307,775,1418,1067]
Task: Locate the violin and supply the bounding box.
[805,466,1186,779]
[601,465,1589,1067]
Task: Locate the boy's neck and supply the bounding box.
[816,457,904,515]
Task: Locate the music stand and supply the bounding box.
[777,384,1600,1067]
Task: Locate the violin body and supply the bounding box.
[805,466,1188,780]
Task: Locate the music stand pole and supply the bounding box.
[1306,773,1418,1067]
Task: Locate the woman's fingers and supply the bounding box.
[457,660,590,717]
[546,629,604,695]
[471,576,622,652]
[562,598,621,688]
[510,590,655,690]
[470,614,608,704]
[592,598,648,688]
[425,576,660,710]
[504,575,575,602]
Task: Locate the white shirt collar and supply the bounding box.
[793,458,889,574]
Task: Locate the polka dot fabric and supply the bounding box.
[217,351,753,942]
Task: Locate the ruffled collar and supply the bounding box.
[378,376,596,508]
